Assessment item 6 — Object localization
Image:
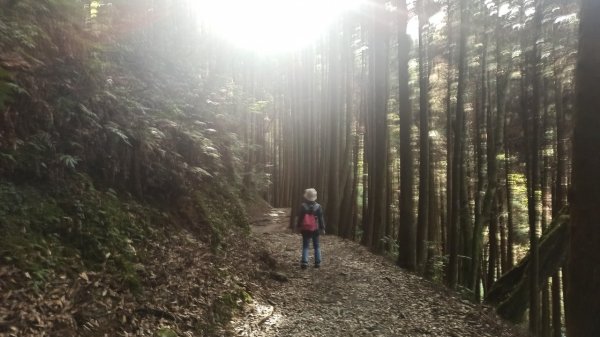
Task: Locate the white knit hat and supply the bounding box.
[303,188,318,201]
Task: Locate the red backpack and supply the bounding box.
[300,203,319,232]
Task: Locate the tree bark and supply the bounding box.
[397,0,416,270]
[447,0,467,290]
[567,0,600,335]
[416,0,430,273]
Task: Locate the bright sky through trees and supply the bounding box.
[192,0,364,53]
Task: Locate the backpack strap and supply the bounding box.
[302,202,315,213]
[302,202,317,212]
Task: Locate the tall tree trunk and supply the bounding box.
[326,24,342,236]
[444,0,454,265]
[416,0,431,273]
[447,0,467,289]
[487,195,499,290]
[339,20,358,239]
[369,0,389,253]
[397,0,416,270]
[470,3,489,291]
[567,0,600,335]
[505,128,515,270]
[551,29,565,337]
[527,0,543,333]
[541,79,552,337]
[425,155,440,279]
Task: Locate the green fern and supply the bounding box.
[59,154,80,169]
[105,123,132,146]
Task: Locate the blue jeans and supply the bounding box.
[301,231,321,265]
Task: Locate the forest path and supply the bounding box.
[231,208,523,337]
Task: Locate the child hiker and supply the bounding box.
[295,188,325,269]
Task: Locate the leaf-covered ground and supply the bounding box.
[1,205,526,337]
[0,223,261,337]
[232,208,526,337]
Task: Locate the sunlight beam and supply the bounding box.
[192,0,364,53]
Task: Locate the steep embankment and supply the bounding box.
[0,1,262,336]
[233,209,525,337]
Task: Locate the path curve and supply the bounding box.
[232,208,524,337]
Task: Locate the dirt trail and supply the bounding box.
[232,208,524,337]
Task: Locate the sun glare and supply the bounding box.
[193,0,364,53]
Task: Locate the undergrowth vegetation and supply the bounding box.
[0,0,259,334]
[0,177,155,291]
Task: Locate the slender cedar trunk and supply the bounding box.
[496,12,512,275]
[360,47,369,245]
[349,131,360,240]
[386,136,394,251]
[551,32,564,337]
[293,62,303,199]
[541,79,552,337]
[470,5,489,291]
[318,46,329,205]
[339,20,357,239]
[340,163,354,238]
[460,144,472,286]
[370,0,389,253]
[425,155,439,279]
[397,0,416,270]
[280,89,287,205]
[284,72,294,206]
[444,0,454,262]
[473,85,485,286]
[416,0,430,272]
[550,274,562,337]
[277,98,283,207]
[301,55,311,199]
[525,59,541,337]
[339,100,355,238]
[476,248,484,300]
[567,0,600,335]
[486,194,499,290]
[272,91,280,206]
[292,54,314,226]
[527,0,543,333]
[481,242,489,293]
[504,124,515,269]
[277,78,284,207]
[360,36,373,246]
[326,24,341,236]
[447,0,467,289]
[364,22,376,248]
[361,132,369,243]
[289,62,300,228]
[309,50,320,195]
[499,195,508,274]
[439,183,447,255]
[281,71,290,206]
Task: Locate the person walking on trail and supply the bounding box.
[295,188,325,269]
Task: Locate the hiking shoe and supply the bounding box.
[301,263,308,269]
[314,264,320,269]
